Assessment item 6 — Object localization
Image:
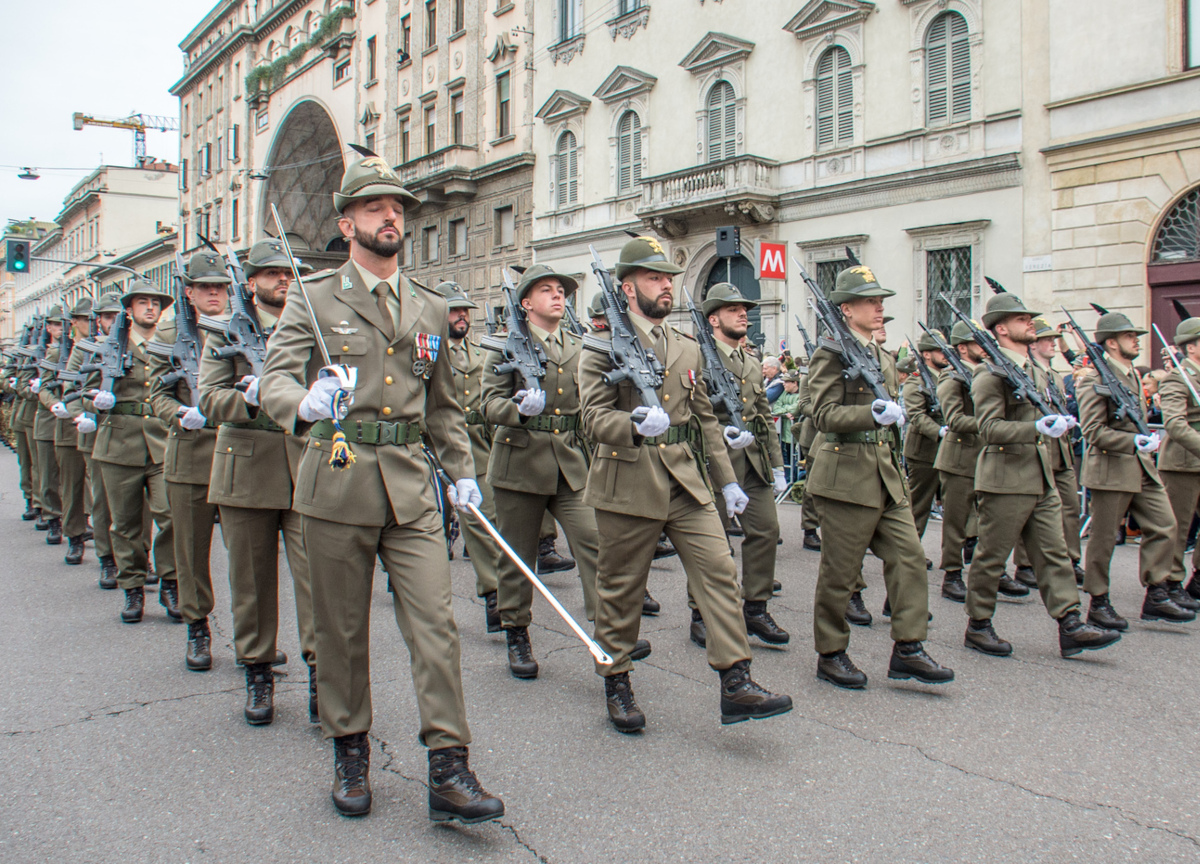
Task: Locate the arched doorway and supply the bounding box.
[701,254,763,348]
[261,100,345,254]
[1148,185,1200,366]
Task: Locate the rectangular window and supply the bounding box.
[558,0,577,42]
[228,124,240,163]
[256,109,269,131]
[453,0,465,32]
[619,0,641,13]
[424,225,440,263]
[926,246,972,334]
[400,116,411,162]
[215,135,224,172]
[334,59,351,84]
[451,92,464,144]
[494,205,514,247]
[815,259,851,296]
[402,232,414,267]
[449,218,466,255]
[496,72,511,138]
[366,36,377,81]
[426,0,438,46]
[1189,0,1200,69]
[425,104,437,152]
[213,202,222,240]
[231,198,240,239]
[180,158,189,191]
[234,62,241,99]
[184,104,190,129]
[364,132,376,154]
[400,14,411,60]
[202,143,212,175]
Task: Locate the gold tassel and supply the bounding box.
[328,428,356,469]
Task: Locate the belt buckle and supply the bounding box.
[379,422,395,446]
[354,422,365,444]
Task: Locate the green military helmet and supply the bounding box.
[981,293,1041,328]
[184,250,231,285]
[828,264,894,305]
[243,238,311,277]
[1093,310,1147,342]
[614,235,684,281]
[1031,316,1057,339]
[587,291,607,319]
[333,153,420,213]
[917,328,946,352]
[69,297,93,318]
[1174,317,1200,346]
[514,263,578,301]
[435,280,478,309]
[94,293,124,314]
[896,352,917,374]
[120,278,175,310]
[701,281,758,317]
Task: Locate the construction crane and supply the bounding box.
[72,112,180,167]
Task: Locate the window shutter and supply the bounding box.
[722,88,736,160]
[949,14,971,120]
[180,158,188,191]
[707,89,722,163]
[927,12,969,126]
[617,116,630,192]
[836,58,853,144]
[618,112,640,192]
[815,50,834,149]
[567,135,578,204]
[630,113,642,186]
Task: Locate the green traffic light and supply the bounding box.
[13,260,26,271]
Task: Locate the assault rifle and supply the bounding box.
[683,286,746,432]
[75,298,133,396]
[478,269,547,393]
[1060,304,1150,436]
[39,313,75,392]
[907,334,944,419]
[793,314,816,359]
[580,245,664,410]
[918,322,972,385]
[485,304,499,337]
[562,299,586,338]
[3,321,34,366]
[206,246,269,377]
[14,312,47,371]
[146,252,202,405]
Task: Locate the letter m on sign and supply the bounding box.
[758,241,787,280]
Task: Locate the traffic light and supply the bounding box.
[6,239,30,273]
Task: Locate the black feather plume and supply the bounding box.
[1090,302,1110,316]
[985,277,1006,294]
[844,246,861,266]
[509,265,527,275]
[623,229,643,239]
[197,233,219,253]
[1172,299,1192,322]
[347,142,377,158]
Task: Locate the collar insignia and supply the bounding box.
[341,276,353,291]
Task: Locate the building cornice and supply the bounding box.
[1040,116,1200,156]
[1044,67,1200,111]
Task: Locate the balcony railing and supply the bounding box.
[397,145,479,200]
[638,155,779,226]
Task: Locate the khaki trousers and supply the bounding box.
[1160,470,1200,582]
[1055,468,1083,562]
[14,428,33,500]
[35,439,60,519]
[967,487,1081,622]
[99,461,175,590]
[457,470,501,597]
[810,494,930,654]
[540,511,558,542]
[714,471,778,602]
[85,455,112,558]
[1085,478,1176,595]
[301,510,469,748]
[168,481,216,623]
[56,445,88,539]
[938,472,976,571]
[594,489,750,677]
[220,504,316,667]
[494,479,599,628]
[907,457,940,538]
[26,428,41,507]
[802,455,820,532]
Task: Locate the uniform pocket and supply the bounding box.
[215,436,254,497]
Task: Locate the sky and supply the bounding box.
[0,0,215,230]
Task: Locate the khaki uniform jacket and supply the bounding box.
[150,322,220,486]
[901,375,942,464]
[1077,363,1159,492]
[933,364,981,477]
[86,332,170,468]
[579,323,736,520]
[971,350,1055,495]
[199,318,304,511]
[1159,357,1200,472]
[64,337,99,452]
[482,328,589,495]
[258,260,473,528]
[447,339,491,471]
[795,370,817,451]
[705,345,783,485]
[32,350,59,443]
[36,345,76,447]
[1037,361,1075,474]
[806,340,907,508]
[11,368,38,431]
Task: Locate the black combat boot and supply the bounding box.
[642,589,661,616]
[802,529,821,551]
[1072,560,1086,587]
[186,618,212,671]
[744,600,790,644]
[21,499,38,521]
[630,639,652,661]
[331,733,371,817]
[845,591,872,626]
[888,641,955,684]
[45,517,62,545]
[483,591,501,633]
[159,579,182,621]
[98,555,117,589]
[604,672,645,733]
[962,536,978,564]
[1142,584,1197,623]
[121,587,144,623]
[964,618,1012,656]
[1014,565,1037,588]
[1059,610,1122,657]
[941,570,967,602]
[997,573,1031,597]
[308,664,319,724]
[1087,594,1128,631]
[718,661,793,725]
[652,534,677,560]
[243,663,275,725]
[428,746,505,824]
[1166,582,1200,612]
[536,537,575,574]
[505,627,538,679]
[816,651,867,689]
[64,535,85,565]
[34,513,50,531]
[689,608,707,648]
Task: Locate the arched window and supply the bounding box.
[815,46,852,150]
[302,12,312,37]
[926,11,970,126]
[706,81,736,163]
[1153,187,1200,262]
[284,26,293,49]
[556,131,579,208]
[616,111,642,193]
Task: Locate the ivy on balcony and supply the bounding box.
[244,4,354,97]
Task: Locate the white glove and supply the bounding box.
[29,377,41,394]
[7,377,16,388]
[239,375,260,407]
[515,388,546,417]
[1135,432,1161,453]
[938,425,948,438]
[51,401,71,419]
[630,405,670,438]
[723,425,755,450]
[1063,415,1079,429]
[871,399,904,426]
[1035,414,1070,438]
[722,482,749,519]
[298,376,353,423]
[180,406,207,430]
[75,413,97,435]
[446,478,483,513]
[92,390,116,411]
[772,467,788,495]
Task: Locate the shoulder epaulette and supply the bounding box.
[672,325,696,341]
[302,268,337,281]
[410,276,433,293]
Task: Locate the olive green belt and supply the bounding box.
[310,418,422,446]
[227,414,284,433]
[643,424,699,446]
[523,413,580,433]
[826,429,889,444]
[109,401,155,417]
[465,410,486,426]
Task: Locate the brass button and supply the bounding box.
[387,347,394,355]
[558,367,564,374]
[385,376,394,385]
[144,397,150,403]
[382,407,392,416]
[557,388,563,395]
[611,451,617,456]
[878,441,883,446]
[464,389,470,395]
[315,441,321,448]
[659,443,666,449]
[144,381,151,387]
[144,365,150,372]
[664,370,669,376]
[342,345,349,352]
[554,408,561,415]
[998,446,1004,451]
[553,429,560,435]
[742,397,748,403]
[834,446,840,451]
[227,447,232,452]
[741,378,746,384]
[664,394,670,401]
[506,437,511,443]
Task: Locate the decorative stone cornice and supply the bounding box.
[678,32,755,75]
[783,1,875,41]
[607,5,650,41]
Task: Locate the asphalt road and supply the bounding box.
[1,450,1198,863]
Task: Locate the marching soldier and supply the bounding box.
[30,305,68,546]
[795,365,823,554]
[149,251,232,663]
[964,293,1121,657]
[902,330,946,546]
[1157,316,1200,608]
[1075,311,1195,628]
[44,299,94,563]
[199,238,318,725]
[579,236,792,732]
[435,280,503,631]
[695,282,789,645]
[806,266,951,689]
[258,154,503,822]
[481,263,602,679]
[11,339,41,524]
[85,281,178,624]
